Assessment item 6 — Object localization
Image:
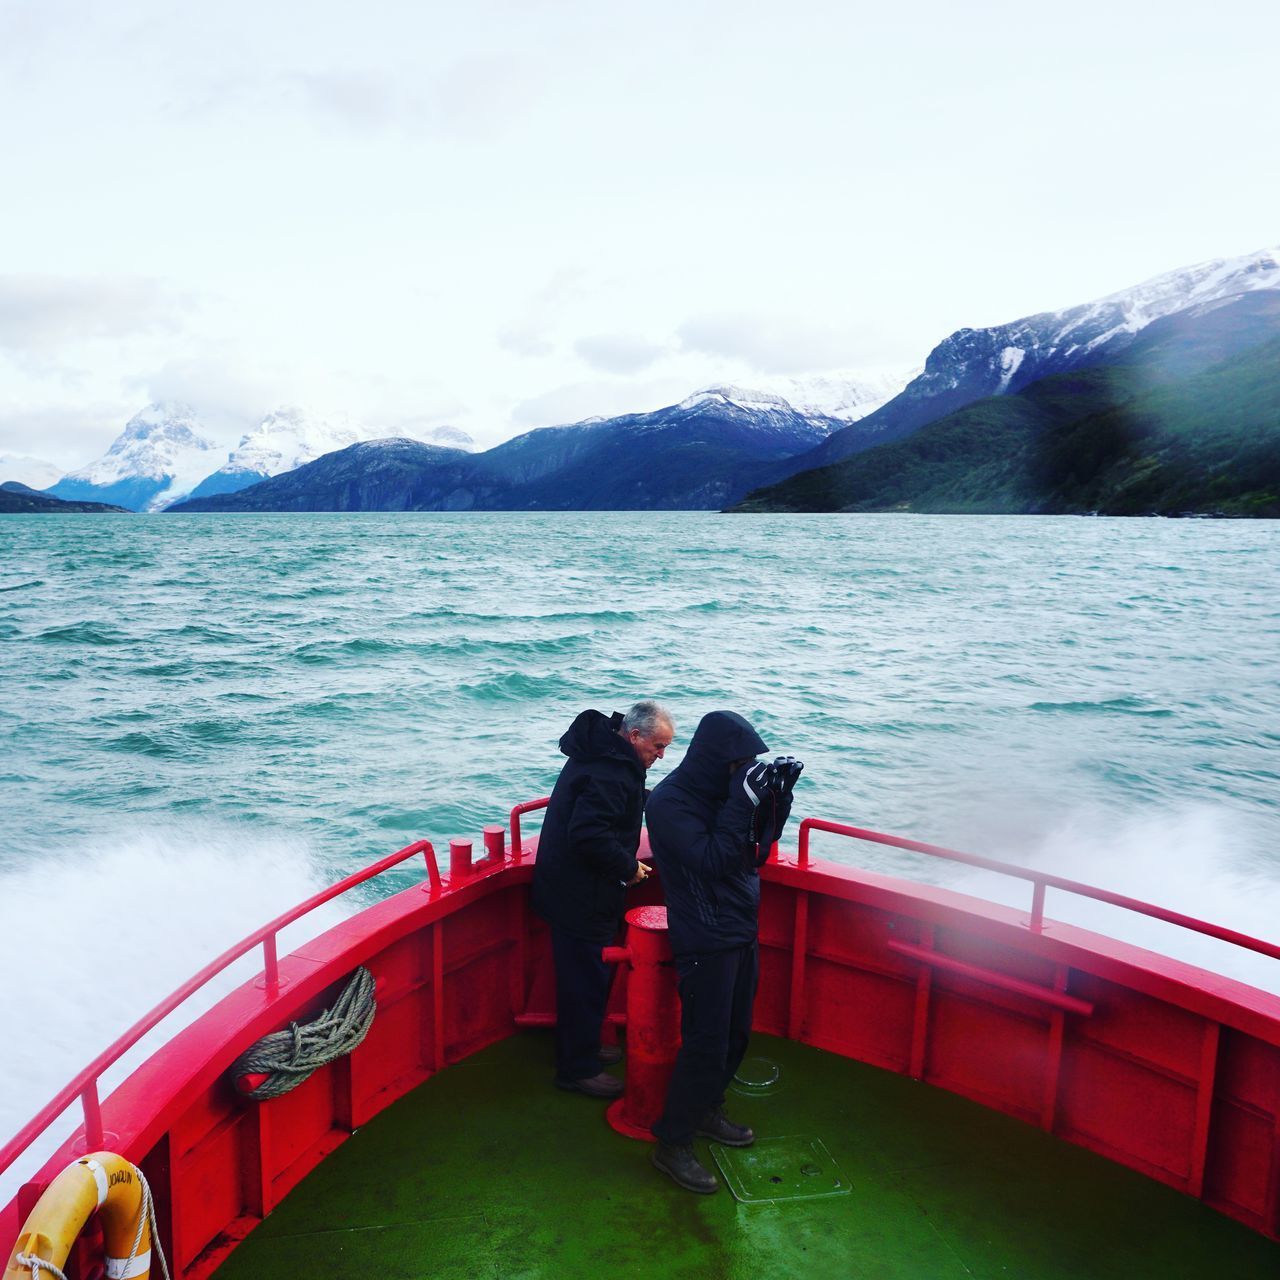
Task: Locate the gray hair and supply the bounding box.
[622,700,673,737]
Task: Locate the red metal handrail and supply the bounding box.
[0,838,440,1181]
[796,817,1280,964]
[509,797,550,861]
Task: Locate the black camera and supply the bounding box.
[760,755,804,794]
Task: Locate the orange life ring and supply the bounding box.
[4,1152,153,1280]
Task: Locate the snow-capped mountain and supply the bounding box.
[794,244,1280,471]
[184,408,477,502]
[45,403,222,511]
[674,385,819,417]
[752,369,917,422]
[183,406,365,501]
[0,453,64,489]
[421,424,474,451]
[673,377,911,423]
[173,385,838,511]
[466,384,840,505]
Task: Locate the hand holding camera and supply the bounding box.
[741,755,805,807]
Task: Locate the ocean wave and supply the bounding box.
[287,695,379,720]
[457,671,583,701]
[165,624,247,644]
[101,717,245,756]
[292,637,403,664]
[412,606,645,625]
[418,632,591,658]
[132,658,249,680]
[36,622,128,645]
[0,578,43,593]
[103,730,187,759]
[1029,696,1174,718]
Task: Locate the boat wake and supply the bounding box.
[0,825,350,1203]
[944,802,1280,996]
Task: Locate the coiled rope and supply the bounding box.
[15,1164,170,1280]
[230,966,377,1101]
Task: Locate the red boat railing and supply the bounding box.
[0,838,440,1182]
[797,817,1280,964]
[509,797,551,860]
[9,810,1276,1203]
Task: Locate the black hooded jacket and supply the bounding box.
[646,710,792,957]
[531,709,645,944]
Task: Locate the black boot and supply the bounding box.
[651,1142,719,1194]
[697,1107,755,1147]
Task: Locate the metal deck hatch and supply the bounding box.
[711,1135,851,1204]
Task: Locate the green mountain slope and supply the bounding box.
[733,296,1280,517]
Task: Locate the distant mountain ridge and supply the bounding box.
[46,403,221,511]
[171,439,488,512]
[732,290,1280,516]
[771,245,1280,479]
[185,408,477,503]
[169,391,842,512]
[0,482,129,514]
[20,245,1280,515]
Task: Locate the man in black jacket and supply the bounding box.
[532,701,675,1097]
[646,710,799,1193]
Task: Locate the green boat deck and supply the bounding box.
[217,1033,1280,1279]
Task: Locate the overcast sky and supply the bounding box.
[2,0,1278,467]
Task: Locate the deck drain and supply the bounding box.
[710,1136,850,1204]
[731,1056,781,1095]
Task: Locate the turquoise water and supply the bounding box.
[4,512,1278,864]
[2,511,1280,1166]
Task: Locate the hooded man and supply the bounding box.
[645,709,800,1193]
[531,701,675,1098]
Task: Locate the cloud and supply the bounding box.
[187,52,543,141]
[497,268,596,358]
[0,400,138,471]
[573,333,667,375]
[429,55,542,140]
[677,312,857,375]
[0,0,66,73]
[0,275,192,354]
[289,71,398,132]
[127,350,285,443]
[498,324,555,358]
[511,375,691,429]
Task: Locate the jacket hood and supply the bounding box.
[665,709,766,802]
[559,708,641,770]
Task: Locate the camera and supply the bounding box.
[760,755,804,794]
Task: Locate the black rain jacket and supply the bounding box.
[531,709,645,944]
[646,710,793,957]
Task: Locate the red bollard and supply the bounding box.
[449,839,473,879]
[606,905,681,1142]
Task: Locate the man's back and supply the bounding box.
[532,708,645,943]
[647,710,774,956]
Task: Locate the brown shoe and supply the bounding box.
[555,1071,623,1099]
[598,1044,623,1066]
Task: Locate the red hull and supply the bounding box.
[5,824,1280,1276]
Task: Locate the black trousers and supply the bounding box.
[653,940,759,1146]
[550,926,612,1081]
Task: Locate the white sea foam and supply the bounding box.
[941,803,1280,996]
[0,827,351,1203]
